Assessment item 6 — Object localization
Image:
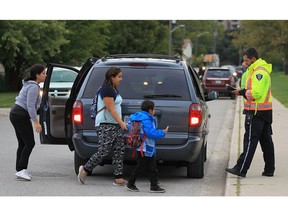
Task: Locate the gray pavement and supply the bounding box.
[225,96,288,196]
[0,108,10,117]
[2,97,287,197]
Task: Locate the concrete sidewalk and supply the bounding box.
[225,96,288,196]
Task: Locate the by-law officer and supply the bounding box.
[226,47,275,177]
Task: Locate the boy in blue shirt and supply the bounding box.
[127,100,169,193]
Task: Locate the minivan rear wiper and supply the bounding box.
[144,94,182,98]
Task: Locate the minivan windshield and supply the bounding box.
[82,67,190,100]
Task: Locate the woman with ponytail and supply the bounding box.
[10,64,46,181]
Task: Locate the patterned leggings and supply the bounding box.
[84,124,125,179]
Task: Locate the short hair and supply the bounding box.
[141,100,155,112]
[243,47,258,60]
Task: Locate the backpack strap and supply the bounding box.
[97,106,106,114]
[139,134,147,157]
[131,134,147,158]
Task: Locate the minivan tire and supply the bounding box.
[187,144,204,178]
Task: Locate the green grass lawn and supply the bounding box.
[0,72,287,108]
[271,71,288,108]
[0,92,17,108]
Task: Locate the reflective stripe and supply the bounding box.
[265,86,271,103]
[244,102,272,110]
[240,117,253,173]
[245,90,254,101]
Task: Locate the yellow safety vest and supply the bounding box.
[244,61,272,114]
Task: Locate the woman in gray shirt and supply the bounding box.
[9,64,46,181]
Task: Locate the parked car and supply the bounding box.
[202,67,236,99]
[39,54,219,178]
[39,67,80,97]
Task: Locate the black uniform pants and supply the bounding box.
[9,113,35,172]
[128,152,159,187]
[235,114,275,174]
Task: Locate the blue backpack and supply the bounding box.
[90,87,105,120]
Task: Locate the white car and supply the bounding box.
[39,67,80,97]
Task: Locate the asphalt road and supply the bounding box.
[0,98,236,214]
[0,98,235,196]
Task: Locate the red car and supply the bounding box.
[202,67,237,99]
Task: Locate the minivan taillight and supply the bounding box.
[72,101,83,124]
[189,104,202,127]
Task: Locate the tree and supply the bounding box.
[181,20,225,66]
[107,20,167,54]
[232,20,288,74]
[51,20,110,65]
[218,29,241,65]
[0,20,69,91]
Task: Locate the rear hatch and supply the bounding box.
[75,63,198,147]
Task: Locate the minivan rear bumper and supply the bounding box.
[72,132,204,163]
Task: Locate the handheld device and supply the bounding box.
[225,84,237,92]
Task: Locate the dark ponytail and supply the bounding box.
[103,66,122,89]
[24,64,45,81]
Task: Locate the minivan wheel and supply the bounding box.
[74,151,91,175]
[187,145,204,178]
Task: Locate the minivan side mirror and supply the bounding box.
[205,91,219,101]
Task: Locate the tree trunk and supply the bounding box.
[5,66,22,92]
[283,51,288,75]
[284,62,288,75]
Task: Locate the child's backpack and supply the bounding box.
[90,87,105,120]
[125,121,147,158]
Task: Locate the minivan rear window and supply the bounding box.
[82,67,190,100]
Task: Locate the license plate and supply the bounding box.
[215,80,222,84]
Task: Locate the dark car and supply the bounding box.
[39,54,218,178]
[202,67,236,99]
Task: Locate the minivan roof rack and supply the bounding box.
[102,54,182,62]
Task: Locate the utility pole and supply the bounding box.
[169,20,185,55]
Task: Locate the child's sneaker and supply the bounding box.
[150,186,165,193]
[127,184,139,192]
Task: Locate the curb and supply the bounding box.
[224,96,244,196]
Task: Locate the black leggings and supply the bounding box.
[9,113,35,172]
